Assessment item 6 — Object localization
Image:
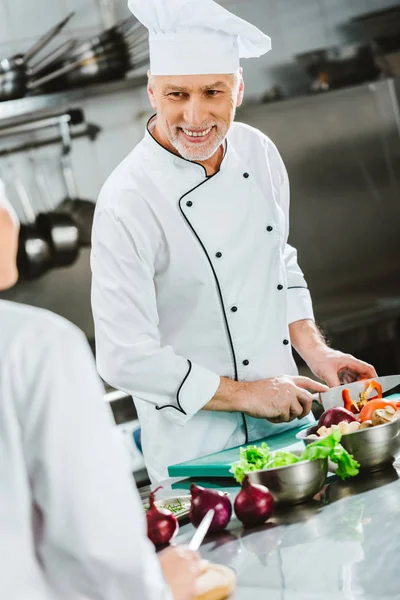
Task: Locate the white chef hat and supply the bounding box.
[127,0,271,76]
[0,179,19,227]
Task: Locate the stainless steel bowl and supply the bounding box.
[247,453,327,505]
[297,419,400,471]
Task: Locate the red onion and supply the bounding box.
[234,476,275,527]
[190,483,232,533]
[146,486,178,547]
[318,407,357,429]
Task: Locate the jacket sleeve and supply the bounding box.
[91,202,220,427]
[268,140,315,325]
[12,319,172,600]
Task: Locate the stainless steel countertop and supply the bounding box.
[149,466,400,599]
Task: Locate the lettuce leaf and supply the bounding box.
[230,430,359,483]
[300,430,360,480]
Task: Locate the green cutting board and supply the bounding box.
[168,422,313,478]
[168,393,400,479]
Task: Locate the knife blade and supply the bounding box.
[316,375,400,410]
[188,509,214,551]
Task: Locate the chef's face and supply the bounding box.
[0,205,19,290]
[147,70,244,161]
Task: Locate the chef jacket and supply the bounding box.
[91,116,315,484]
[0,300,171,600]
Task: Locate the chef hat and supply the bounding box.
[0,179,19,227]
[128,0,271,75]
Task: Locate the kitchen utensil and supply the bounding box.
[247,452,327,505]
[315,375,400,411]
[31,155,79,268]
[188,509,215,551]
[56,119,95,246]
[29,39,78,75]
[168,426,308,479]
[297,417,400,472]
[0,12,75,101]
[33,25,131,92]
[4,160,52,279]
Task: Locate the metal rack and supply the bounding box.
[0,74,147,128]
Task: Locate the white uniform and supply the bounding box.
[91,118,314,483]
[0,300,170,600]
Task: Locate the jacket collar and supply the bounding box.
[144,114,229,178]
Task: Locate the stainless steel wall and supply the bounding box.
[237,78,400,302]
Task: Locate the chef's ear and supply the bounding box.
[236,68,244,108]
[147,70,157,110]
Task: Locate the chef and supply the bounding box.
[0,183,201,599]
[91,0,376,484]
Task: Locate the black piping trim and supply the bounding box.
[155,359,191,414]
[178,178,249,444]
[287,286,308,290]
[146,114,227,179]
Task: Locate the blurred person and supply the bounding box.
[91,0,376,484]
[0,179,201,600]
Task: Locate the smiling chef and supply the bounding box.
[91,0,376,483]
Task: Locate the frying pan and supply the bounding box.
[55,119,95,247]
[30,154,80,268]
[6,162,53,280]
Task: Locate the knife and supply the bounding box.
[315,374,400,410]
[188,509,215,551]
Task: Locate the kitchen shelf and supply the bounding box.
[0,74,148,128]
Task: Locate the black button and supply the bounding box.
[242,359,249,366]
[266,226,273,232]
[277,284,283,290]
[215,252,222,258]
[283,339,289,345]
[243,172,249,178]
[186,200,193,207]
[231,306,238,312]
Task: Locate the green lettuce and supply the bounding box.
[230,430,359,483]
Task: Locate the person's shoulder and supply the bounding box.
[96,138,150,215]
[0,300,85,350]
[229,120,277,156]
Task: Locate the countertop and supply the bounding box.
[142,466,400,599]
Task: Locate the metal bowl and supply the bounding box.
[296,419,400,471]
[247,453,327,505]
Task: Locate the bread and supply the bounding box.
[194,561,236,600]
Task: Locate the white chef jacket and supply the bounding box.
[0,300,170,600]
[91,117,315,484]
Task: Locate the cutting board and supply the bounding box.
[168,423,312,478]
[168,394,400,479]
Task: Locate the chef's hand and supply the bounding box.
[305,348,377,387]
[159,545,202,600]
[236,376,329,423]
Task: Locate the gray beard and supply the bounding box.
[170,127,227,162]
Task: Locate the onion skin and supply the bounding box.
[234,477,275,527]
[146,486,179,547]
[190,483,232,533]
[318,407,357,429]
